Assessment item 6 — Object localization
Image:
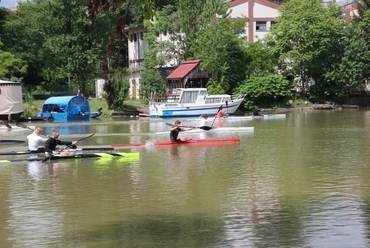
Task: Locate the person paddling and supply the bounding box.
[170,120,193,142]
[45,129,78,156]
[252,106,263,116]
[27,127,48,153]
[215,107,228,118]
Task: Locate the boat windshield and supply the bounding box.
[179,91,200,104]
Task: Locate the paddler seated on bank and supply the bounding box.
[170,120,193,142]
[45,129,78,156]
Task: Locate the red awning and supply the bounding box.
[166,60,202,80]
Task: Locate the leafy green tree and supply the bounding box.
[323,11,370,102]
[355,0,370,22]
[0,41,27,80]
[193,16,248,94]
[244,40,277,77]
[140,5,182,100]
[104,69,130,111]
[268,0,345,101]
[235,74,290,109]
[3,0,118,97]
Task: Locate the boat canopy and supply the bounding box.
[0,80,23,120]
[42,96,90,115]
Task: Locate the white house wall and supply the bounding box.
[254,3,279,18]
[229,2,248,17]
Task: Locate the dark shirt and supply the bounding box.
[252,109,261,116]
[170,127,182,142]
[44,138,72,153]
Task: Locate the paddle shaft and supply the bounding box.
[165,123,212,131]
[62,133,95,150]
[211,105,224,127]
[1,121,12,129]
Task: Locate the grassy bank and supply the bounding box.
[22,98,146,117]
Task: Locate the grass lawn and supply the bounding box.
[23,98,146,117]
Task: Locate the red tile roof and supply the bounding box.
[166,60,202,80]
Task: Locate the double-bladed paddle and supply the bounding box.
[16,122,35,131]
[63,133,95,150]
[1,121,12,129]
[165,123,213,131]
[210,105,224,127]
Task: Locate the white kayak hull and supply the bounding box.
[184,114,286,121]
[0,125,35,130]
[155,126,254,135]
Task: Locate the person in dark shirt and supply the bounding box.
[45,129,78,156]
[170,120,193,142]
[252,106,263,116]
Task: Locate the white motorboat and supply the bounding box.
[149,88,246,118]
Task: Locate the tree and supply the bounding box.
[235,74,290,109]
[323,10,370,102]
[193,16,248,94]
[268,0,345,101]
[3,0,118,96]
[140,5,181,100]
[0,41,27,80]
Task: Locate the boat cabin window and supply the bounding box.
[71,98,85,106]
[43,104,64,113]
[205,97,223,104]
[179,91,199,104]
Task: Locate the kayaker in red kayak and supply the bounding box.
[170,120,193,142]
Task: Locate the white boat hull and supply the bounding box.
[185,114,286,121]
[149,101,244,118]
[155,126,254,135]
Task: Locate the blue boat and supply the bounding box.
[36,96,101,122]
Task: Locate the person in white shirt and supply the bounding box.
[199,114,209,128]
[27,127,48,153]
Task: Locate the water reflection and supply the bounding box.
[2,111,370,247]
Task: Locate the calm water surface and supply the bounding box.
[1,110,370,247]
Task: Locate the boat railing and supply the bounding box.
[232,94,246,101]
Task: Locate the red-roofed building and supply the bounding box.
[166,60,210,89]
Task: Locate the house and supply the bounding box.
[228,0,280,42]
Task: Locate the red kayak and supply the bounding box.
[112,138,240,148]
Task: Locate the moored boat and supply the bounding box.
[112,137,240,147]
[36,95,95,122]
[0,80,24,121]
[149,88,245,118]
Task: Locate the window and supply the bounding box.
[140,32,144,40]
[133,33,137,42]
[130,34,134,42]
[256,21,267,32]
[271,21,277,29]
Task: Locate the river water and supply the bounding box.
[1,109,370,247]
